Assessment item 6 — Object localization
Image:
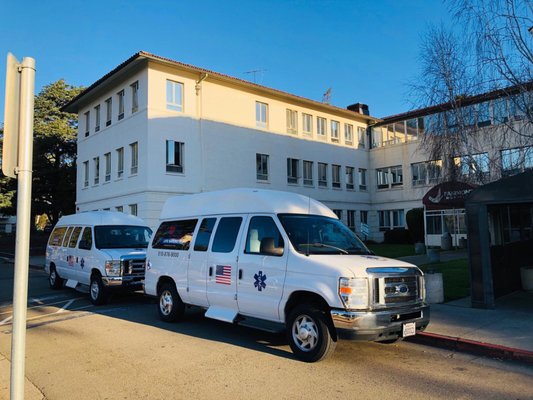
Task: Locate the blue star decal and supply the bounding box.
[254,271,267,292]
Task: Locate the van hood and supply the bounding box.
[292,253,420,277]
[100,248,147,260]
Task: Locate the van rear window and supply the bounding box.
[152,219,198,250]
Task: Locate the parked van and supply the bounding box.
[145,188,429,362]
[45,211,152,304]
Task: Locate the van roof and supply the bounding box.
[56,211,148,227]
[159,188,337,220]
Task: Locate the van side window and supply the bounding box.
[152,219,198,250]
[212,217,242,253]
[79,227,93,250]
[245,216,284,256]
[49,227,67,246]
[193,218,216,252]
[62,227,74,247]
[68,227,83,248]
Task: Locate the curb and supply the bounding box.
[407,331,533,365]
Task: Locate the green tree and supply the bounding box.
[32,79,83,226]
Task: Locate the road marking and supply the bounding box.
[0,297,85,317]
[0,315,13,326]
[55,299,75,314]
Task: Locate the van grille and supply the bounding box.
[368,268,422,309]
[122,258,145,277]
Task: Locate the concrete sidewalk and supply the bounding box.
[398,251,533,364]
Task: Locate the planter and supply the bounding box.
[414,242,426,255]
[425,272,444,303]
[427,248,440,263]
[520,266,533,292]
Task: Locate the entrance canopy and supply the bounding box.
[423,181,477,210]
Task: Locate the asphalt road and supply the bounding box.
[1,260,532,400]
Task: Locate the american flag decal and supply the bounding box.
[215,265,232,285]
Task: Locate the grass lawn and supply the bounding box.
[419,259,470,301]
[366,243,417,259]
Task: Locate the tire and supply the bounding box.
[49,265,64,290]
[89,274,108,305]
[378,338,401,344]
[286,304,337,362]
[157,281,185,322]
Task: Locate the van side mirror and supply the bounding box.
[259,237,283,256]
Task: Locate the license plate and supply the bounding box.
[402,322,416,337]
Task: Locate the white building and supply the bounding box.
[64,52,533,242]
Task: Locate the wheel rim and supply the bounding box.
[90,280,99,300]
[292,314,319,352]
[50,270,56,285]
[159,290,173,316]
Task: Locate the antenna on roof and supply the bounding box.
[244,69,267,84]
[322,88,332,104]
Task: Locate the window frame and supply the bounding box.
[104,152,111,182]
[166,140,184,174]
[256,101,268,128]
[286,109,298,134]
[117,147,124,178]
[287,158,299,184]
[131,81,139,113]
[256,153,269,181]
[105,97,112,126]
[318,162,328,187]
[117,89,125,120]
[130,142,138,175]
[166,80,184,112]
[303,160,314,186]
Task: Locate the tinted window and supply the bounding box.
[152,220,198,250]
[62,227,74,247]
[193,218,216,252]
[48,227,67,246]
[212,217,242,253]
[245,216,284,256]
[68,227,82,248]
[94,225,153,249]
[79,227,93,250]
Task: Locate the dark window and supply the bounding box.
[68,227,82,248]
[212,217,242,253]
[245,216,284,256]
[152,220,198,250]
[193,218,216,252]
[62,227,74,247]
[94,225,152,249]
[48,227,67,246]
[79,227,93,250]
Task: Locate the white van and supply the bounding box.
[145,188,429,362]
[45,211,152,304]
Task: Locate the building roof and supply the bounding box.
[62,51,379,123]
[466,170,533,205]
[376,81,533,126]
[159,188,337,220]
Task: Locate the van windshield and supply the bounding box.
[278,214,371,255]
[94,225,153,249]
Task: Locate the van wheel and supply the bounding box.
[49,266,64,290]
[89,274,107,305]
[287,304,336,362]
[158,282,185,322]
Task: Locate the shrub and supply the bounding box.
[406,208,425,243]
[384,228,413,244]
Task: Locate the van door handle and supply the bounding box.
[209,266,213,277]
[238,269,243,280]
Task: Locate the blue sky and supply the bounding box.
[1,0,453,123]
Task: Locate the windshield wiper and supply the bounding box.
[298,243,349,255]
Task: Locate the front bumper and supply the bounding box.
[101,275,143,289]
[330,304,430,341]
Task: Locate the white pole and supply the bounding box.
[10,56,35,400]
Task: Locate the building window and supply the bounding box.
[344,124,353,145]
[411,160,442,186]
[84,111,90,137]
[287,158,299,184]
[117,90,125,120]
[377,166,403,189]
[93,157,100,185]
[358,127,366,148]
[332,164,341,188]
[317,117,326,138]
[130,142,138,175]
[131,81,139,113]
[104,152,111,182]
[333,209,342,220]
[454,153,489,178]
[256,153,269,181]
[345,166,354,190]
[286,109,297,134]
[303,160,313,186]
[360,210,368,224]
[116,147,124,178]
[390,165,403,187]
[129,204,138,216]
[256,101,268,128]
[116,206,123,212]
[105,97,112,126]
[303,113,313,134]
[501,146,533,176]
[379,209,404,231]
[358,168,367,191]
[347,210,356,232]
[94,105,100,132]
[376,168,389,189]
[83,161,89,188]
[166,141,184,173]
[318,162,328,187]
[331,120,339,142]
[166,80,183,112]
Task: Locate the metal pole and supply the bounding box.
[10,56,35,400]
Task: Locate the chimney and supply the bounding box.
[347,103,369,116]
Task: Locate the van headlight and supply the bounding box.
[105,260,122,276]
[339,277,369,309]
